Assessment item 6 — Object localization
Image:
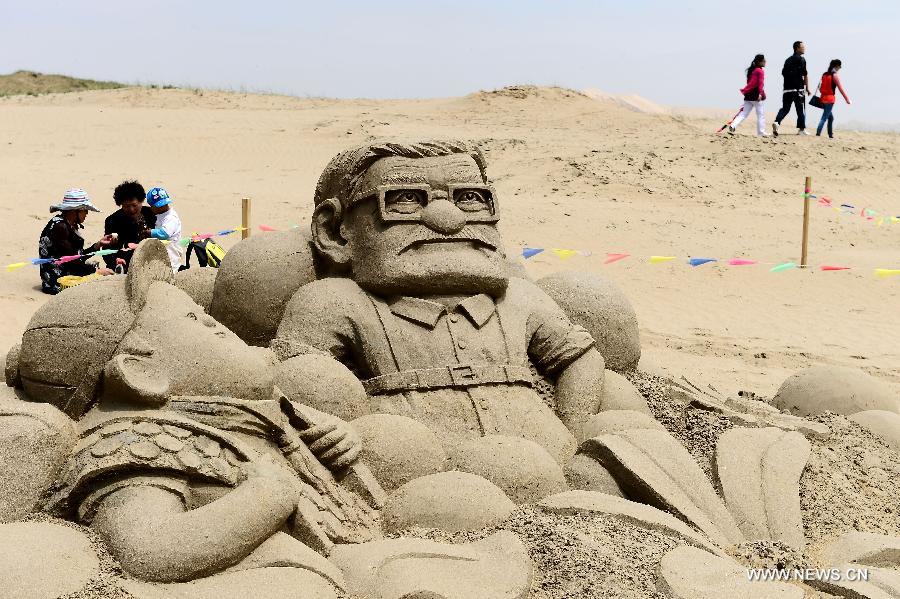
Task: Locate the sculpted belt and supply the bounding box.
[362,364,533,395]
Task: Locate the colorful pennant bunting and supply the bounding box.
[522,247,544,259]
[649,256,676,264]
[604,253,629,264]
[875,268,900,278]
[727,258,757,266]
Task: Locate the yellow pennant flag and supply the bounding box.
[551,248,579,259]
[875,269,900,278]
[649,256,676,264]
[6,262,28,272]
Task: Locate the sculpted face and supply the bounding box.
[340,154,509,297]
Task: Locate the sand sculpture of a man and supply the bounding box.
[274,140,651,474]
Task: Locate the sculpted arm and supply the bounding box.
[273,279,363,364]
[554,349,606,440]
[521,278,651,440]
[521,279,604,438]
[91,470,297,582]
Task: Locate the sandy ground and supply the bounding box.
[1,85,897,398]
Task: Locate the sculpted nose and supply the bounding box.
[421,199,465,235]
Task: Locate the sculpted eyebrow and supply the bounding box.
[444,168,484,182]
[381,165,429,184]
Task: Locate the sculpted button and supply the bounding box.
[457,339,467,349]
[448,314,460,323]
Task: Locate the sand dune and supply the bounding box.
[1,85,897,397]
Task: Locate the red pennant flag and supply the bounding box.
[604,253,630,264]
[258,225,277,232]
[820,265,850,271]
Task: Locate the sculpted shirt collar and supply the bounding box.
[388,294,496,329]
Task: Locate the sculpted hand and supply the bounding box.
[244,455,304,506]
[298,416,361,471]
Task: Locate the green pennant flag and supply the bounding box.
[770,262,797,272]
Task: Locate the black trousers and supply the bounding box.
[775,91,806,130]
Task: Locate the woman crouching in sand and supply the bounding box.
[729,54,768,137]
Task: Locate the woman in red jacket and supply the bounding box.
[816,59,852,138]
[729,54,768,137]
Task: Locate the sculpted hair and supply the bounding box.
[314,140,488,212]
[113,180,146,206]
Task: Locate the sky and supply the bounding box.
[1,0,898,127]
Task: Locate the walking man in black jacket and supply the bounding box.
[773,41,811,136]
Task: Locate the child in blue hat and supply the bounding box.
[146,187,183,272]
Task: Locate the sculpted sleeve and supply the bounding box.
[514,279,595,377]
[272,278,365,365]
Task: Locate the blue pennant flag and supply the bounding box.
[522,247,545,259]
[30,258,54,265]
[688,257,717,267]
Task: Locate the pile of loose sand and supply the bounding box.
[801,413,900,552]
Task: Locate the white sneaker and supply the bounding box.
[727,126,735,135]
[772,122,780,137]
[798,129,810,136]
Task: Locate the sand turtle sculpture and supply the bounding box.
[3,240,534,599]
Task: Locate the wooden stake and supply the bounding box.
[241,198,251,240]
[801,177,811,267]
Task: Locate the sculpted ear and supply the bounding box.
[100,354,170,408]
[126,239,175,312]
[311,198,352,266]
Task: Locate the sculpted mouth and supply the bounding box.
[399,238,498,255]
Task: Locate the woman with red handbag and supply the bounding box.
[815,59,852,138]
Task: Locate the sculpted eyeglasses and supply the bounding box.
[349,184,500,223]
